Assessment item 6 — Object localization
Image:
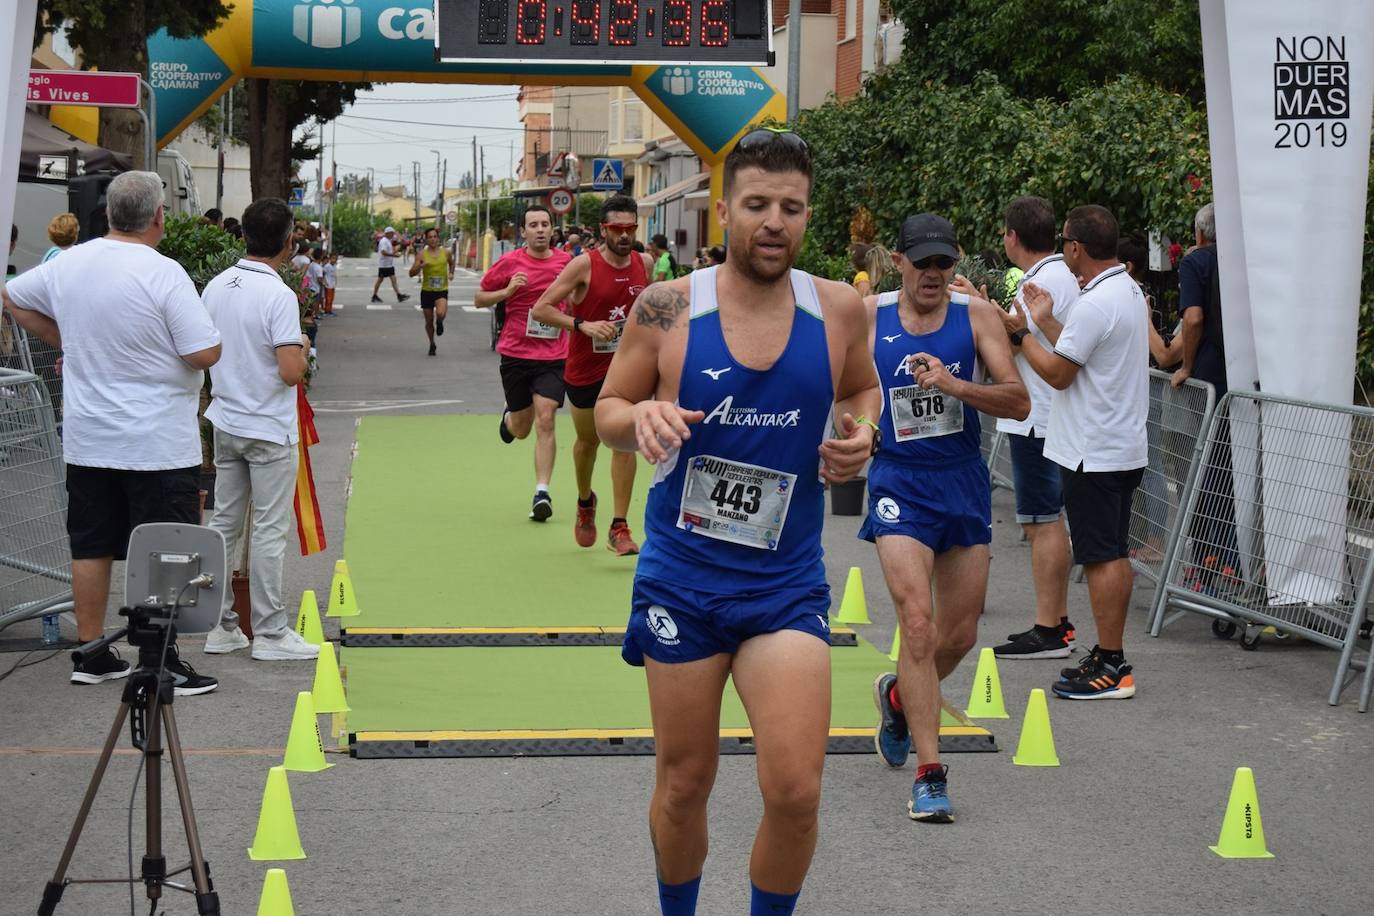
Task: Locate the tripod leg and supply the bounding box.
[38,703,132,916]
[142,691,165,911]
[161,705,221,915]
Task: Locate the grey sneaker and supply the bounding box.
[203,625,250,655]
[252,629,322,661]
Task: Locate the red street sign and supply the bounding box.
[27,70,142,109]
[548,188,574,215]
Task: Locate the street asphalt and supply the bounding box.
[1,255,1371,915]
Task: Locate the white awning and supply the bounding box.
[637,173,710,213]
[683,189,711,212]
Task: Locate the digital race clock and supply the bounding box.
[436,1,774,66]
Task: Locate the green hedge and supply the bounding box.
[793,73,1210,266]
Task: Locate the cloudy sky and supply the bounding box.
[312,82,525,201]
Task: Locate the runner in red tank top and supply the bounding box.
[532,196,655,555]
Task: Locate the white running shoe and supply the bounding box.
[203,626,250,655]
[252,629,322,661]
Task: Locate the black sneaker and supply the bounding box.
[428,342,437,357]
[162,645,219,697]
[436,317,445,336]
[1052,651,1135,700]
[370,295,383,304]
[994,625,1072,660]
[70,646,131,685]
[397,293,410,302]
[1007,617,1076,649]
[530,491,553,522]
[1059,645,1103,680]
[498,410,515,444]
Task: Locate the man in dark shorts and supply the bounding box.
[370,226,410,304]
[474,206,572,521]
[1005,204,1150,701]
[409,227,454,356]
[531,195,655,554]
[3,171,222,695]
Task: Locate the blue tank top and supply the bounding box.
[637,267,835,592]
[872,292,982,467]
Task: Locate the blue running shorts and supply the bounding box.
[857,456,992,553]
[623,576,832,666]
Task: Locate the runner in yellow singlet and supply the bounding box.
[409,226,454,356]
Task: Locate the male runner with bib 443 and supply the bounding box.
[864,214,1029,824]
[531,195,655,555]
[597,129,881,916]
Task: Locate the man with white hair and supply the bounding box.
[2,171,222,695]
[371,226,410,304]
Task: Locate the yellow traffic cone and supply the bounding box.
[1209,767,1275,858]
[294,590,324,646]
[1011,689,1059,766]
[887,625,902,663]
[283,692,333,773]
[326,560,360,618]
[311,642,351,714]
[963,647,1009,719]
[247,767,306,861]
[833,567,871,625]
[257,868,296,916]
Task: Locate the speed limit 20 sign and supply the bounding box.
[548,188,575,215]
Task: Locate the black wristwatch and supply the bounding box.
[573,317,585,334]
[1009,328,1030,346]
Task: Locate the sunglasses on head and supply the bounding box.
[734,127,810,155]
[912,255,957,270]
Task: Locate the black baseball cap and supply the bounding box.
[897,213,960,263]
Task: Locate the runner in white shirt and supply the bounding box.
[371,227,409,304]
[1005,204,1149,702]
[201,197,320,662]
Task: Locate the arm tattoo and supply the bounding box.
[635,285,688,330]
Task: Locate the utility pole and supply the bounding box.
[315,117,324,223]
[214,91,225,212]
[412,161,421,228]
[480,145,489,238]
[327,119,337,251]
[787,0,802,122]
[439,158,447,236]
[366,167,375,218]
[472,137,481,254]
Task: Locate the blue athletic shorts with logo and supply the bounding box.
[622,576,832,666]
[857,455,992,553]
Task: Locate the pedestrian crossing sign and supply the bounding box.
[592,158,624,191]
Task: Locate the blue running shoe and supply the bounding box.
[908,765,954,823]
[872,673,910,768]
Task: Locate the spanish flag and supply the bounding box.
[293,385,326,555]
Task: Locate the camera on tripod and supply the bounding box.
[41,523,228,916]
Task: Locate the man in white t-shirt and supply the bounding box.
[987,196,1080,661]
[201,197,320,662]
[370,227,409,304]
[1,171,222,696]
[1007,204,1148,701]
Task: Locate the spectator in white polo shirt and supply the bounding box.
[1005,204,1148,701]
[2,171,221,695]
[201,197,320,661]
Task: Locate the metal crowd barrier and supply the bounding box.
[0,316,63,422]
[0,367,72,630]
[978,414,1014,492]
[1128,371,1217,587]
[1149,390,1374,708]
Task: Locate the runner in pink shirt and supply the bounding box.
[475,205,573,521]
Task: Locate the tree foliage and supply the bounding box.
[246,80,370,201]
[37,1,231,166]
[793,73,1211,273]
[889,0,1204,103]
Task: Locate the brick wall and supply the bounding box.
[775,0,867,101]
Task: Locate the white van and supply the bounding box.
[156,149,201,218]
